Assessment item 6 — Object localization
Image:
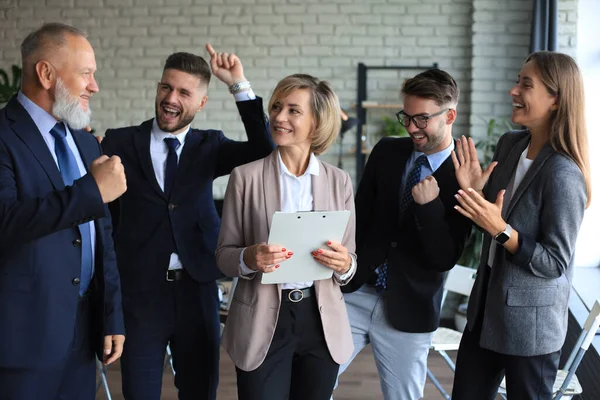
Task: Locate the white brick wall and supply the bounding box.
[0,0,579,194]
[469,0,578,141]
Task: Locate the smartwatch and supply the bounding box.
[494,224,513,245]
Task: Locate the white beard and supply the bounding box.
[52,78,91,130]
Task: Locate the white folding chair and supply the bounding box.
[96,358,113,400]
[498,299,600,399]
[427,264,477,399]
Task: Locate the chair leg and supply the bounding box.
[438,350,457,371]
[96,358,112,400]
[426,368,451,400]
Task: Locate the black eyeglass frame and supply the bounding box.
[395,108,451,129]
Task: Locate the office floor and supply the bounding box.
[95,345,479,399]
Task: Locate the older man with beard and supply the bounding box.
[0,23,126,399]
[101,45,274,399]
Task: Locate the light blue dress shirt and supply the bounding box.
[16,91,97,273]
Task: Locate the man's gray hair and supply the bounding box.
[20,23,86,73]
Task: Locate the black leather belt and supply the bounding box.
[166,269,185,282]
[282,287,313,303]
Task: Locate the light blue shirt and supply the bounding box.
[16,91,97,273]
[400,139,455,194]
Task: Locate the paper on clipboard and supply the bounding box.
[261,210,351,284]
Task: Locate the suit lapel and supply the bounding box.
[70,128,95,171]
[133,120,167,200]
[505,142,554,218]
[393,139,417,219]
[486,134,529,201]
[172,130,207,191]
[263,150,281,232]
[312,160,329,212]
[6,99,65,190]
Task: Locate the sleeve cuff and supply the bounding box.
[506,232,534,266]
[334,254,356,281]
[233,88,256,102]
[239,248,256,276]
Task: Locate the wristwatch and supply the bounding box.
[494,224,513,245]
[228,81,251,94]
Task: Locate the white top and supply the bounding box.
[488,145,534,268]
[240,150,355,289]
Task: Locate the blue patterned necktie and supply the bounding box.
[50,122,93,295]
[164,137,180,195]
[375,154,428,293]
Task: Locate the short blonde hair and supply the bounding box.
[268,74,341,155]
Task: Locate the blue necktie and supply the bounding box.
[50,122,93,295]
[164,138,180,195]
[375,155,428,293]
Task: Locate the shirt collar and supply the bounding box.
[151,119,189,146]
[412,139,455,173]
[17,91,60,137]
[277,149,320,178]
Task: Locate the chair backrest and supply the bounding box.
[444,265,477,297]
[440,264,477,309]
[564,299,600,370]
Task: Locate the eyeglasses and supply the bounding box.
[395,108,450,129]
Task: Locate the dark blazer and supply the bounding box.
[467,130,587,356]
[343,137,472,333]
[0,97,124,368]
[101,98,274,291]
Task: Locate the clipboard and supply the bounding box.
[261,210,351,284]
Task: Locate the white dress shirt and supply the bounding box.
[155,89,257,270]
[16,91,96,273]
[240,150,355,289]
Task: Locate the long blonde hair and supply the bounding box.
[526,51,591,207]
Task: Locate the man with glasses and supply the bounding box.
[335,69,472,399]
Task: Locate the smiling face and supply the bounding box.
[269,88,315,152]
[509,60,557,134]
[49,34,98,128]
[401,94,454,154]
[155,68,208,134]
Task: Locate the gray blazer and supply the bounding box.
[467,130,587,357]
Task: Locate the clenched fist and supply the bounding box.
[412,175,440,205]
[90,155,127,203]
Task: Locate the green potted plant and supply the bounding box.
[0,65,22,105]
[380,115,408,138]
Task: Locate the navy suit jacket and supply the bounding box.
[102,98,274,292]
[0,98,125,368]
[343,137,472,333]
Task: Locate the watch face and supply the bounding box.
[496,232,510,244]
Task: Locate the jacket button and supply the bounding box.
[72,239,82,246]
[390,242,397,248]
[168,203,177,211]
[72,277,80,285]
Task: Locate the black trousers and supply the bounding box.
[236,290,340,400]
[0,294,96,400]
[452,267,560,400]
[120,271,221,400]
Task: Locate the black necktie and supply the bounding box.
[164,137,180,195]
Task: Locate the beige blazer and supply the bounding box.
[216,150,356,371]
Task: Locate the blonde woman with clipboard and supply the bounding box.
[215,64,356,399]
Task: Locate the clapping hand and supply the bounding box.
[451,135,497,194]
